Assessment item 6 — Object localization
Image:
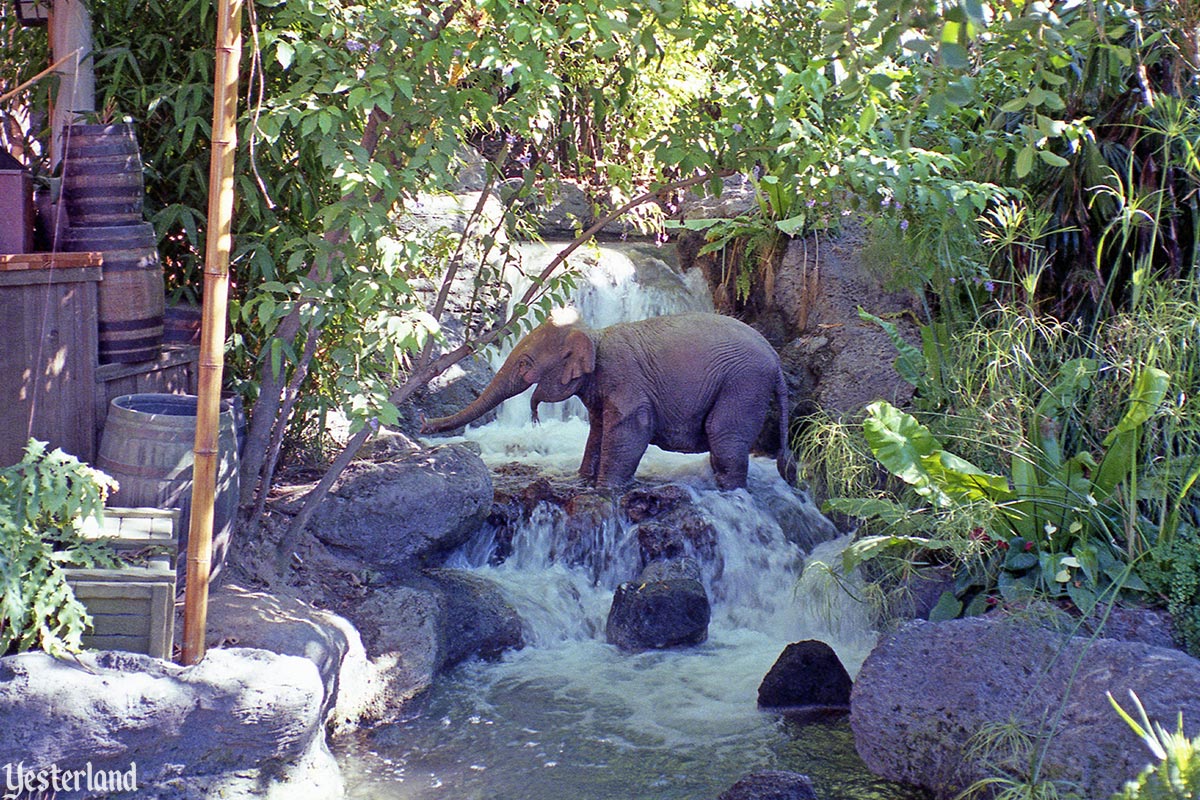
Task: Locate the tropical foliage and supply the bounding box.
[0,441,118,657]
[1,0,1197,613]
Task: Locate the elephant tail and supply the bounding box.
[775,368,798,485]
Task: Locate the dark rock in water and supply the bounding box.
[719,770,818,800]
[557,491,620,576]
[606,558,710,652]
[758,640,852,709]
[344,569,524,711]
[310,443,492,570]
[851,615,1200,800]
[621,484,692,522]
[635,506,720,567]
[640,556,703,583]
[418,568,525,666]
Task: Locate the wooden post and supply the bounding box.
[181,0,243,666]
[49,0,95,165]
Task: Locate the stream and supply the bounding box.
[333,243,927,800]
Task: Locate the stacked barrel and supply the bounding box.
[59,123,164,364]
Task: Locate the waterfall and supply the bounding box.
[338,241,900,800]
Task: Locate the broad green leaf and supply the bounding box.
[1016,145,1035,178]
[858,309,926,388]
[1104,368,1170,445]
[862,401,950,506]
[929,591,963,622]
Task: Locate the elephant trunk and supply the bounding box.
[421,364,528,434]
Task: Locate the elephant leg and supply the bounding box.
[579,417,603,481]
[705,387,768,490]
[596,404,653,486]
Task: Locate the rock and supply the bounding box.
[719,771,818,800]
[1079,604,1178,650]
[0,648,338,799]
[621,484,693,522]
[206,585,379,731]
[524,179,594,236]
[641,556,703,583]
[635,507,720,568]
[310,444,493,570]
[402,318,499,435]
[451,146,490,193]
[772,221,920,419]
[342,572,524,714]
[746,470,840,553]
[419,568,525,666]
[557,492,620,578]
[679,173,760,221]
[851,616,1200,800]
[347,584,445,709]
[606,559,711,652]
[758,640,852,709]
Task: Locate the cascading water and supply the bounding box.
[336,242,925,800]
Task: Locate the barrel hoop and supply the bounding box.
[98,315,165,333]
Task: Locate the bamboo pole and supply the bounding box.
[181,0,243,666]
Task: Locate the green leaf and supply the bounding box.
[1016,146,1035,178]
[1038,150,1069,167]
[861,401,951,506]
[941,41,969,70]
[858,309,926,387]
[1104,368,1170,445]
[275,40,294,70]
[929,591,963,622]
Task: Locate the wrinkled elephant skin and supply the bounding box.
[422,312,793,490]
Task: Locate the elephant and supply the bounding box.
[421,311,795,490]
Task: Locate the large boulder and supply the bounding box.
[205,585,379,731]
[310,444,493,570]
[606,558,711,652]
[758,640,852,709]
[851,616,1200,799]
[341,570,524,713]
[719,771,818,800]
[346,584,446,709]
[417,568,525,667]
[0,648,338,799]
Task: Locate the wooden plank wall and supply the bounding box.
[0,264,101,466]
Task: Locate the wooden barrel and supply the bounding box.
[61,123,145,227]
[98,393,241,582]
[62,222,164,364]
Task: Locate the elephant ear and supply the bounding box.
[562,329,596,384]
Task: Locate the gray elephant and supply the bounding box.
[421,311,794,490]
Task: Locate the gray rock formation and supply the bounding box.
[758,639,852,709]
[772,221,920,418]
[606,557,711,652]
[341,569,524,711]
[310,444,492,569]
[0,648,339,799]
[205,585,379,731]
[851,616,1200,799]
[718,771,818,800]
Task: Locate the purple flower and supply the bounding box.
[806,198,816,208]
[984,280,996,293]
[949,276,957,284]
[880,197,891,208]
[732,123,743,133]
[346,40,365,52]
[899,219,909,231]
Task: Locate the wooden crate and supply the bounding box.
[68,507,180,659]
[64,565,176,659]
[0,256,102,467]
[83,506,181,568]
